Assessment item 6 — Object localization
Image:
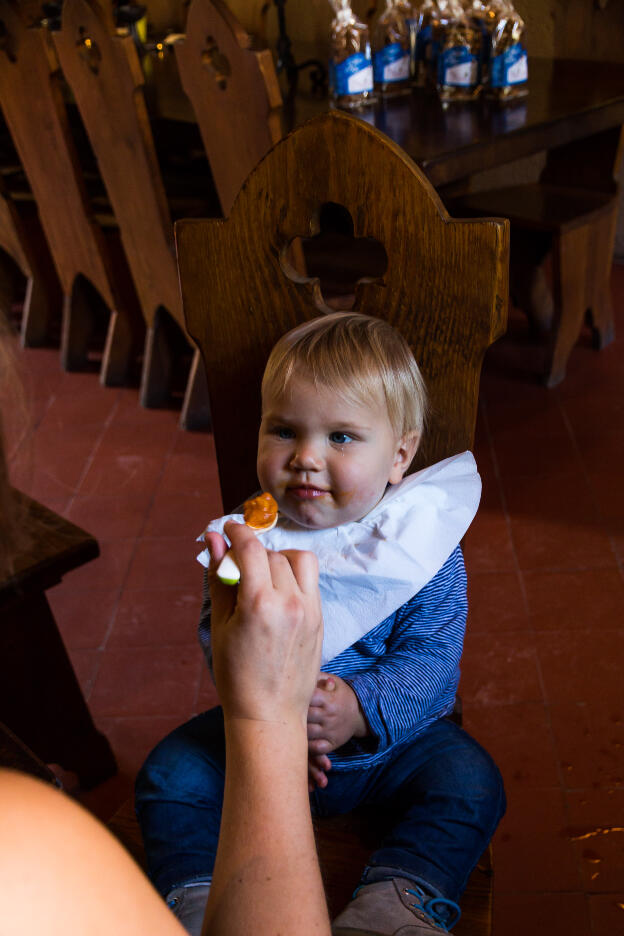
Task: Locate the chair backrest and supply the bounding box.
[0,0,115,304]
[174,0,283,216]
[54,0,182,331]
[0,176,31,280]
[176,111,509,513]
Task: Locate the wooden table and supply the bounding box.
[1,492,116,789]
[288,57,624,190]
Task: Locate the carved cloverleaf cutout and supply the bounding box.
[280,202,388,311]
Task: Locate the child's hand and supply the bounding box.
[307,674,368,760]
[308,753,332,792]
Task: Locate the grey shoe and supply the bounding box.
[166,883,211,936]
[332,877,460,934]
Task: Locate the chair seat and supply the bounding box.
[453,183,615,233]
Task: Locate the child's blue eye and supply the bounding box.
[272,426,295,440]
[329,431,353,444]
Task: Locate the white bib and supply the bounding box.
[197,451,481,664]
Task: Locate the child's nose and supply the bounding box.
[289,441,322,471]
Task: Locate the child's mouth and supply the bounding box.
[287,486,328,500]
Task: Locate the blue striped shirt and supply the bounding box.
[199,544,466,771]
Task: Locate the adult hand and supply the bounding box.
[204,521,323,728]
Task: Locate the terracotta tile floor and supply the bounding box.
[8,265,624,935]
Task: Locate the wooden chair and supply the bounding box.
[169,110,508,932]
[54,0,219,428]
[106,112,508,933]
[0,0,144,384]
[173,0,283,217]
[448,125,623,386]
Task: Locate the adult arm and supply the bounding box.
[0,768,185,936]
[0,523,329,936]
[201,521,330,936]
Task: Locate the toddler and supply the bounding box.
[135,312,505,936]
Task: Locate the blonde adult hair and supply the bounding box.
[261,312,428,439]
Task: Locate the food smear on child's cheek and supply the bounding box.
[332,489,356,506]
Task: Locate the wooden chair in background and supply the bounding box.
[0,0,144,384]
[174,0,283,217]
[171,111,509,932]
[449,126,623,386]
[0,116,62,347]
[54,0,219,428]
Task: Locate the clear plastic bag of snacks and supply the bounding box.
[414,0,441,89]
[328,0,376,110]
[466,0,527,98]
[436,0,481,102]
[371,0,413,96]
[463,1,497,85]
[487,0,528,99]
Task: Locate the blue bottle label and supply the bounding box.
[439,46,478,87]
[491,42,528,87]
[373,42,410,83]
[332,51,374,95]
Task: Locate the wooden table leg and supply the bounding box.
[0,589,116,790]
[544,225,589,387]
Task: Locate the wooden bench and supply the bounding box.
[0,1,144,385]
[54,0,220,428]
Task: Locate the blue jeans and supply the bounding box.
[135,707,505,904]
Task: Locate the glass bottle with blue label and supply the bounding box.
[437,0,481,102]
[329,0,376,110]
[372,0,412,96]
[487,0,528,99]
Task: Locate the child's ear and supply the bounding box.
[388,432,420,485]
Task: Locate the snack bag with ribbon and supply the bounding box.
[328,0,376,110]
[437,0,482,102]
[372,0,413,96]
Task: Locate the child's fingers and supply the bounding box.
[308,737,332,755]
[309,685,331,707]
[307,721,328,741]
[307,705,326,725]
[307,761,328,790]
[308,754,331,771]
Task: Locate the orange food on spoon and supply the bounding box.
[243,492,279,531]
[216,492,279,584]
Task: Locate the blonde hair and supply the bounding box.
[261,312,427,438]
